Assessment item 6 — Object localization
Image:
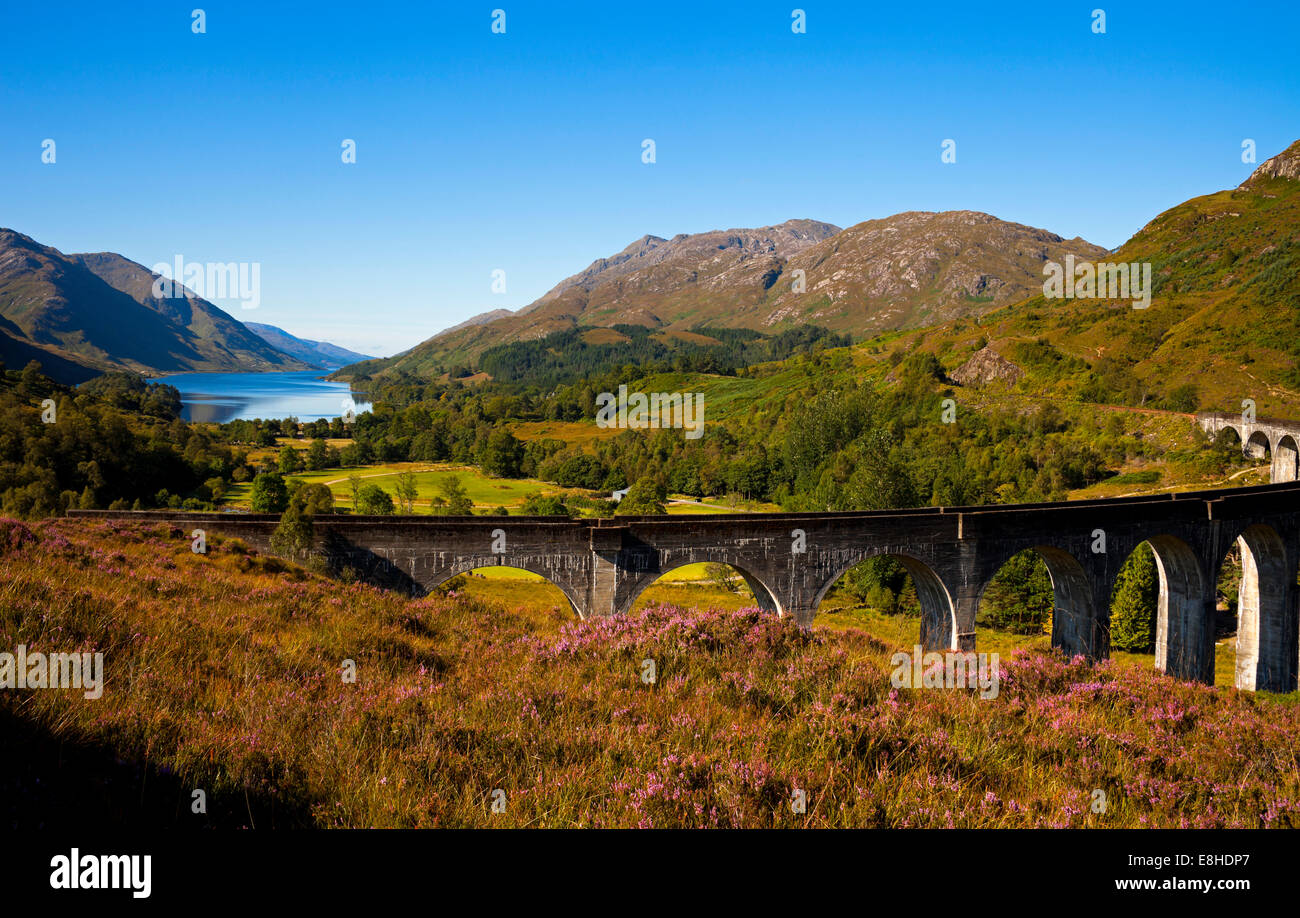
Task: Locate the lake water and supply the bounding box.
[154,370,372,424]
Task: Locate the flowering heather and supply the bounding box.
[2,518,1298,829]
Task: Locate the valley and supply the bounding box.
[2,136,1299,834]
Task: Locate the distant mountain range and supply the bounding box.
[0,231,308,382]
[242,323,373,370]
[343,212,1108,379]
[11,138,1297,397]
[0,230,371,384]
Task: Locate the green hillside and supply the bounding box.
[916,140,1300,417]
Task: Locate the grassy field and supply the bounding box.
[4,517,1298,829]
[226,462,580,513]
[225,459,774,517]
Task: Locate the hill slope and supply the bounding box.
[3,517,1297,828]
[915,139,1300,415]
[0,230,308,383]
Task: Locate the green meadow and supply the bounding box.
[226,462,570,513]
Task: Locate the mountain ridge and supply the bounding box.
[242,322,374,370]
[0,230,308,383]
[341,211,1106,379]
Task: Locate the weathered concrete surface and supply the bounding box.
[67,478,1300,693]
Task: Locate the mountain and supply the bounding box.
[71,252,310,373]
[243,322,374,370]
[346,213,1105,379]
[921,139,1300,416]
[0,230,309,384]
[342,219,840,377]
[435,308,514,336]
[764,211,1106,330]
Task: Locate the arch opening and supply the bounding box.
[433,565,582,622]
[1106,542,1159,662]
[1213,426,1243,450]
[1107,536,1208,681]
[625,562,781,618]
[977,546,1094,657]
[1246,430,1272,462]
[814,554,956,651]
[1215,540,1243,684]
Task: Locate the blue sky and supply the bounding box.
[2,1,1297,357]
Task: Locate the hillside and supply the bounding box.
[3,517,1297,828]
[756,210,1106,331]
[243,322,374,370]
[345,213,1102,379]
[0,230,308,383]
[907,139,1300,416]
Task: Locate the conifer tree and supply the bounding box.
[1111,542,1159,652]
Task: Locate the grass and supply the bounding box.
[224,460,769,517]
[226,462,577,513]
[6,518,1296,829]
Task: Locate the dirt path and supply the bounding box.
[320,465,470,487]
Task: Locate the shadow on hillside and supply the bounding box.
[0,708,316,829]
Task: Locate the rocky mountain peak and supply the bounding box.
[1240,139,1300,188]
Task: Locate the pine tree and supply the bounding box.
[1110,542,1159,652]
[270,501,314,558]
[981,550,1053,634]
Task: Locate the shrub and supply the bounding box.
[250,473,290,513]
[356,483,395,515]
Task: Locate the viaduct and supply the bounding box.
[70,477,1300,694]
[1197,411,1300,483]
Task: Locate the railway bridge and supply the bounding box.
[70,480,1300,693]
[1197,411,1300,482]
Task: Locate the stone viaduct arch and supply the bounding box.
[69,478,1300,693]
[810,552,958,651]
[431,559,586,619]
[972,543,1095,656]
[615,558,783,618]
[1198,412,1300,482]
[1221,522,1294,692]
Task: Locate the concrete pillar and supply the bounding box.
[583,551,620,619]
[736,570,784,618]
[1236,542,1261,691]
[944,595,976,653]
[784,594,819,629]
[1275,436,1299,483]
[903,558,960,652]
[1235,526,1297,693]
[1150,536,1215,685]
